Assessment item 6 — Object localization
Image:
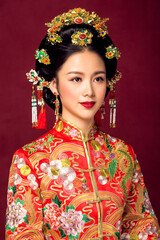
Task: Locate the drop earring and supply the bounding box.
[109,84,116,128]
[53,92,60,121]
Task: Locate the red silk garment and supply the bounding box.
[5,118,159,239]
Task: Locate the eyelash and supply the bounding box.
[71,77,105,82]
[94,77,105,82]
[71,77,81,82]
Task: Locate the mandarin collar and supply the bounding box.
[53,117,98,142]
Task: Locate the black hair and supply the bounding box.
[36,24,117,113]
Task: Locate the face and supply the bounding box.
[50,50,107,128]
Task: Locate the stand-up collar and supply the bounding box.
[53,117,98,142]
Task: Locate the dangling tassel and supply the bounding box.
[95,110,101,126]
[53,92,60,121]
[109,84,116,128]
[101,101,105,119]
[37,104,47,129]
[37,85,47,129]
[31,86,38,127]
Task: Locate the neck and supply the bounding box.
[61,114,94,137]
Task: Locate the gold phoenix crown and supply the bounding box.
[45,8,109,45]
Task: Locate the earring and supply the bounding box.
[101,101,105,119]
[53,92,60,121]
[31,86,38,127]
[109,84,116,128]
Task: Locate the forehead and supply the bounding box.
[59,50,106,74]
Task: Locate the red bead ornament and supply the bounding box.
[74,17,83,24]
[79,33,87,40]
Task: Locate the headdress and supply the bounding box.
[27,8,121,129]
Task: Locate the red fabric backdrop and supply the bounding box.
[1,0,160,238]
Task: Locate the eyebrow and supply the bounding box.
[67,71,106,75]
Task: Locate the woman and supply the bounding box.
[5,8,159,240]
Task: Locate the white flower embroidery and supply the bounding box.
[107,134,117,143]
[132,169,139,183]
[59,167,76,182]
[13,174,22,185]
[98,175,107,185]
[138,232,148,240]
[27,174,38,190]
[40,161,76,193]
[14,156,25,169]
[121,233,130,240]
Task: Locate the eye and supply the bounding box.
[94,77,105,82]
[71,77,81,82]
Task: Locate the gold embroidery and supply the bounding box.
[24,189,36,225]
[61,158,71,167]
[56,120,63,131]
[91,140,102,151]
[100,168,109,177]
[20,165,31,176]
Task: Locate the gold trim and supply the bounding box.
[59,116,96,139]
[83,136,104,239]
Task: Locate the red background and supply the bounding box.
[1,0,159,238]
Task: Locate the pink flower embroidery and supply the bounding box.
[44,203,62,230]
[69,128,78,137]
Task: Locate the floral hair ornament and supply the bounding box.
[105,44,121,59]
[35,49,51,65]
[26,69,51,129]
[45,8,109,45]
[71,30,93,46]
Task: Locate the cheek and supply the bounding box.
[97,85,107,99]
[59,84,78,101]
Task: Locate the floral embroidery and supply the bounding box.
[14,155,25,168]
[27,174,38,190]
[13,173,22,185]
[95,136,104,145]
[6,199,28,231]
[142,191,155,215]
[44,202,62,230]
[69,128,78,137]
[64,126,81,139]
[121,233,130,240]
[40,160,76,194]
[6,118,159,239]
[58,204,91,239]
[132,169,139,183]
[59,209,85,237]
[23,135,54,154]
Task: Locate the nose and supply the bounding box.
[83,80,95,97]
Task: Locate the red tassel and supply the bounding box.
[95,110,101,126]
[37,106,47,129]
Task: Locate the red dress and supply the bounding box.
[5,118,159,239]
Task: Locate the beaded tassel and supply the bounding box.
[31,86,38,127]
[53,93,60,121]
[109,84,116,128]
[37,85,46,129]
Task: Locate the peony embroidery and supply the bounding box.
[58,204,91,239]
[44,202,62,230]
[58,209,85,237]
[6,199,28,231]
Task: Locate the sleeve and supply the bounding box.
[5,149,44,240]
[121,147,160,240]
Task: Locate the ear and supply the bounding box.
[50,78,59,95]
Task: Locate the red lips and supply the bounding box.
[80,101,95,108]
